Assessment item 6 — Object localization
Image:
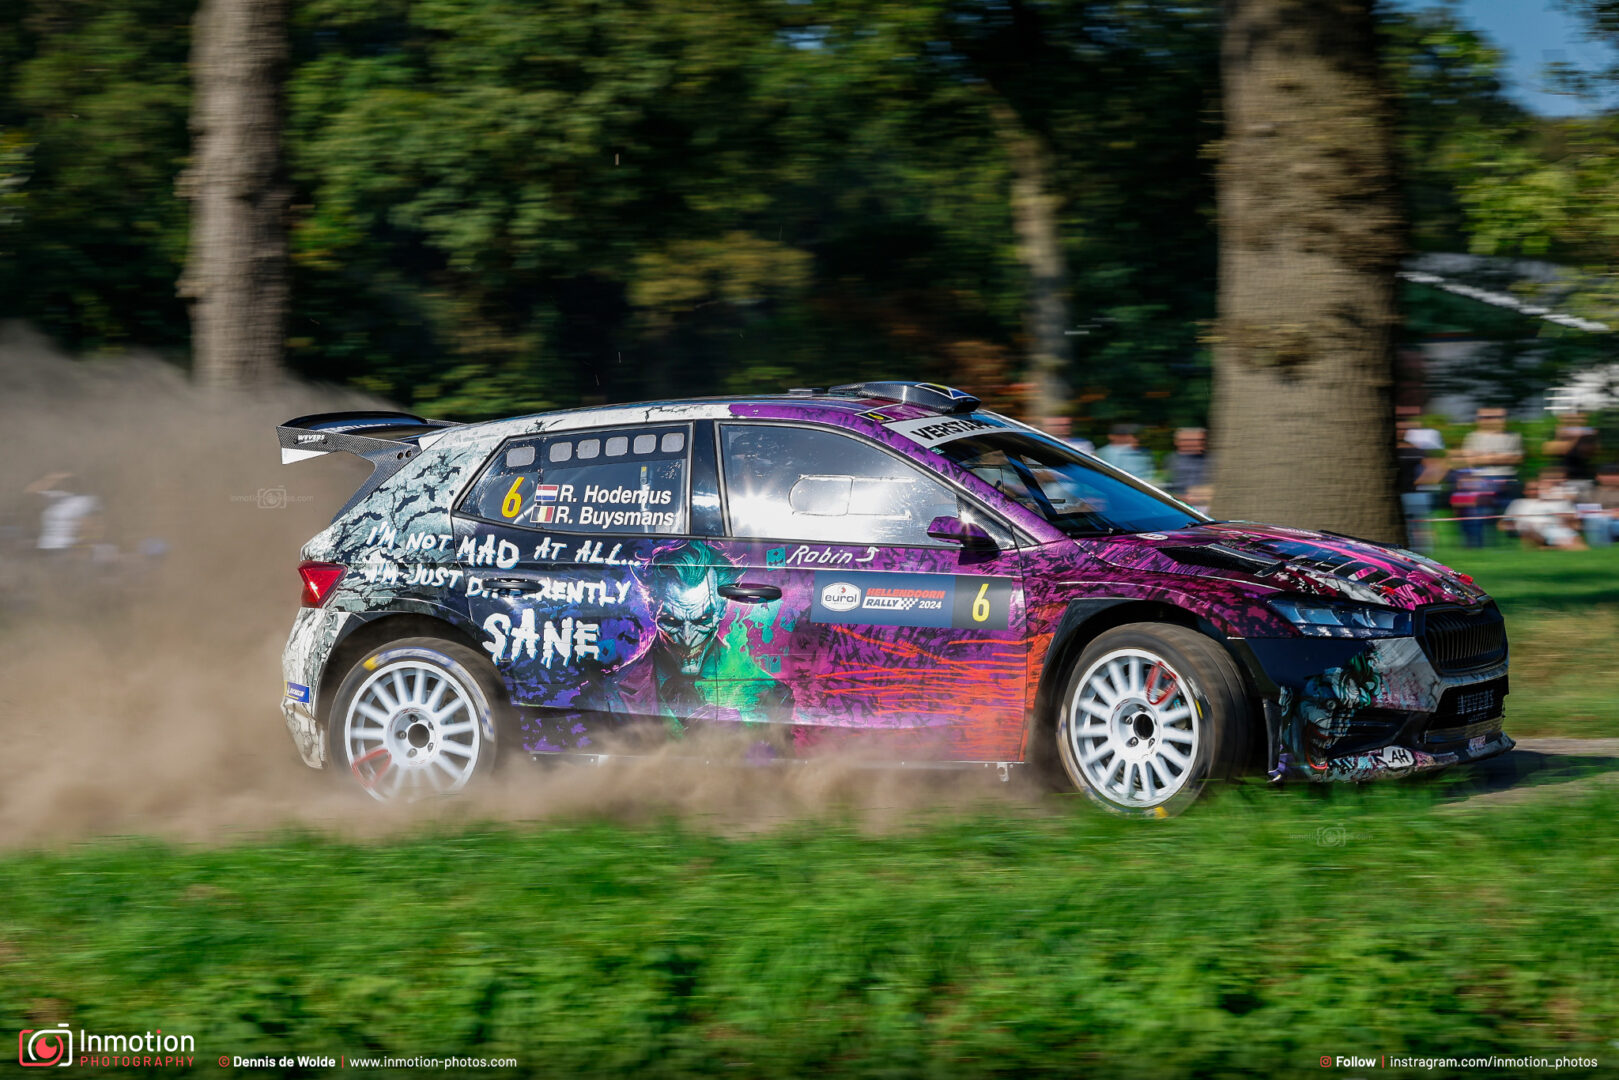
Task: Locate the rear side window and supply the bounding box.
[461,425,689,535]
[720,424,958,545]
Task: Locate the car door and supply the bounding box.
[714,421,1027,761]
[456,422,719,749]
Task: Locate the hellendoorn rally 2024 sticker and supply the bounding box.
[810,571,1014,630]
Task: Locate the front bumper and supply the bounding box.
[1237,634,1512,784]
[1302,729,1515,782]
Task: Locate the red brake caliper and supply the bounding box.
[350,745,391,790]
[1145,662,1178,707]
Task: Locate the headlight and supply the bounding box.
[1268,597,1412,639]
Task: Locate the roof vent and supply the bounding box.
[827,381,981,414]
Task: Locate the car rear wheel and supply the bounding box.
[326,637,506,802]
[1055,623,1252,817]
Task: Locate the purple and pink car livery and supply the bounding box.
[277,382,1510,814]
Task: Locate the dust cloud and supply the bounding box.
[0,324,1032,849]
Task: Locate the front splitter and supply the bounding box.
[1284,730,1515,783]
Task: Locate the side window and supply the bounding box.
[721,424,960,545]
[461,425,689,535]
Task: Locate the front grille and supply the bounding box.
[1420,604,1507,674]
[1413,678,1509,753]
[1323,708,1408,756]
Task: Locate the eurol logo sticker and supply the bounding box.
[285,681,311,704]
[811,570,1014,630]
[820,581,861,612]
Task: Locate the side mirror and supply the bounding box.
[927,514,995,549]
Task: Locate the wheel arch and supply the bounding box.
[317,610,488,733]
[1025,598,1267,770]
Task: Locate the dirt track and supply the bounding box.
[1438,737,1619,809]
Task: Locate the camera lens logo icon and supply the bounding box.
[18,1025,72,1067]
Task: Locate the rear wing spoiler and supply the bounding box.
[276,411,462,517]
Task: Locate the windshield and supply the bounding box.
[937,431,1207,537]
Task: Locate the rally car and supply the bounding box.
[277,381,1511,815]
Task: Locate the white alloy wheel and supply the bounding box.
[341,657,484,801]
[1065,648,1200,809]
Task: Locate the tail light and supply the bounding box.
[299,561,346,608]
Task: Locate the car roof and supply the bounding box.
[426,383,983,450]
[505,392,889,425]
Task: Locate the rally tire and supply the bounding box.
[326,636,508,802]
[1054,623,1253,817]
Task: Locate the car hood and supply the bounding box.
[1089,522,1488,610]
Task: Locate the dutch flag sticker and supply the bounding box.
[533,483,560,524]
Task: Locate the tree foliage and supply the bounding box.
[0,0,195,347]
[0,0,1602,423]
[0,0,1228,421]
[1380,4,1526,252]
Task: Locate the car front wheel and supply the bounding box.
[326,637,505,802]
[1055,623,1252,817]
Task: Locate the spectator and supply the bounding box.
[1456,407,1522,545]
[1042,415,1095,457]
[1397,418,1435,552]
[1163,427,1212,496]
[1396,405,1445,453]
[1536,466,1580,503]
[1182,484,1214,517]
[1396,419,1425,495]
[1449,469,1493,548]
[1097,424,1155,481]
[1542,412,1600,484]
[1405,423,1445,454]
[1460,406,1523,478]
[1586,463,1619,546]
[1499,478,1584,550]
[24,472,103,555]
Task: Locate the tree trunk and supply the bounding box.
[1211,0,1406,543]
[178,0,289,389]
[992,101,1071,425]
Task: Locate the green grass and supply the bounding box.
[1431,533,1619,737]
[1436,535,1619,613]
[3,784,1618,1078]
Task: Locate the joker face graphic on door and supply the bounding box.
[641,540,794,725]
